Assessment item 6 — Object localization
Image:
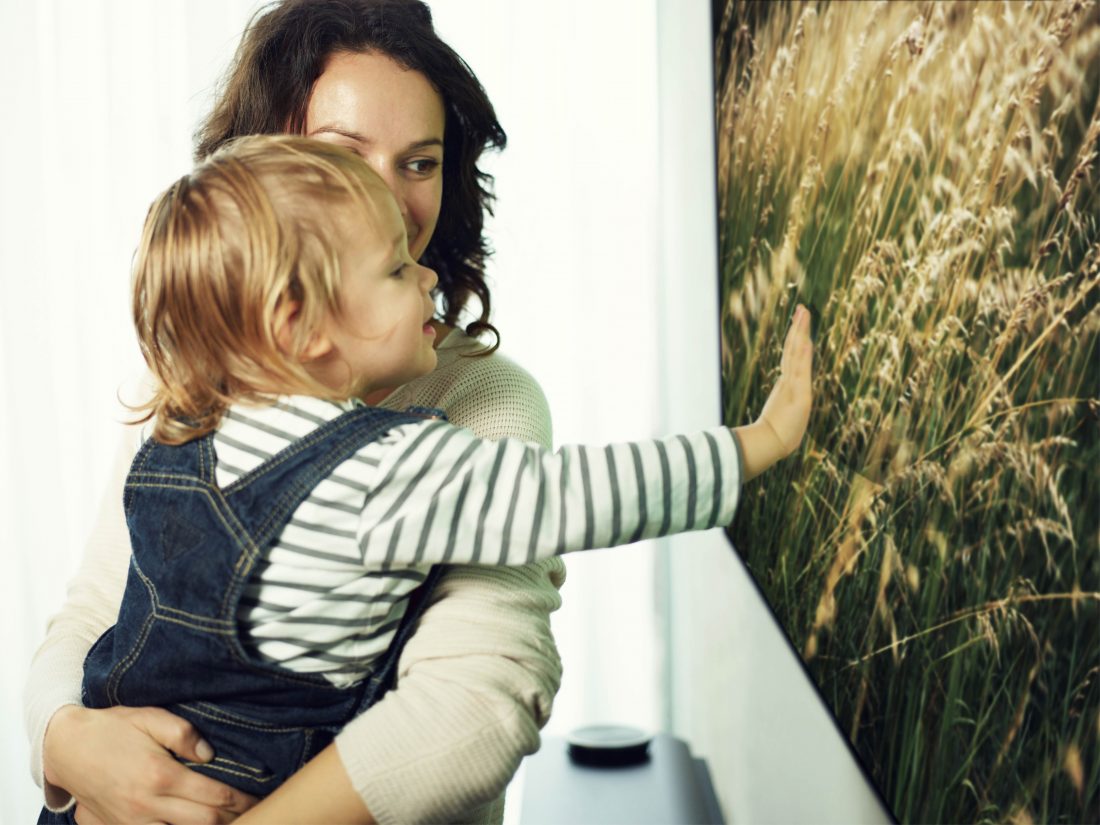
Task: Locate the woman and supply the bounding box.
[25,2,565,823]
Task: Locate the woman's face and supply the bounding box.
[306,51,445,262]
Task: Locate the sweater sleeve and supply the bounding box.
[23,425,142,810]
[336,350,567,825]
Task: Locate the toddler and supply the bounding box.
[82,135,813,796]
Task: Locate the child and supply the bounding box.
[82,134,813,797]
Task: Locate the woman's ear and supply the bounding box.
[273,299,334,362]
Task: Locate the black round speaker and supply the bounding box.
[566,724,653,767]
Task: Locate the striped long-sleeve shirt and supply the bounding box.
[213,396,743,685]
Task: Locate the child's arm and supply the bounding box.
[359,420,742,566]
[732,304,813,481]
[357,306,812,567]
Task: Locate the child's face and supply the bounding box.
[318,187,439,397]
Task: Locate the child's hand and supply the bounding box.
[733,305,814,480]
[758,304,813,456]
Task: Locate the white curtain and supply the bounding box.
[1,1,667,820]
[1,3,266,821]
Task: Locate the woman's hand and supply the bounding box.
[44,704,257,825]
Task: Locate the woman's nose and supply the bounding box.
[386,184,417,244]
[372,165,409,213]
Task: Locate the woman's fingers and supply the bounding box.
[75,805,171,825]
[73,802,106,825]
[129,707,258,813]
[50,705,257,824]
[172,767,260,815]
[132,705,214,763]
[141,793,242,825]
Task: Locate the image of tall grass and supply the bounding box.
[715,1,1099,822]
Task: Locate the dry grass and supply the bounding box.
[716,1,1100,822]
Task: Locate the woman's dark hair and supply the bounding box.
[196,0,505,346]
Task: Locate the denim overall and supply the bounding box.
[41,406,444,821]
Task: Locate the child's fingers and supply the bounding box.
[780,306,801,374]
[782,305,809,374]
[789,307,812,381]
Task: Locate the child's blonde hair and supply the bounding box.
[132,134,391,444]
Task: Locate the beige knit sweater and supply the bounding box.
[23,329,566,824]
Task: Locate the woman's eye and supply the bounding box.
[405,158,440,176]
[390,264,405,279]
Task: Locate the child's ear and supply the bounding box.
[273,300,333,362]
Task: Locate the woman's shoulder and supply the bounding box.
[387,328,552,446]
[437,328,541,386]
